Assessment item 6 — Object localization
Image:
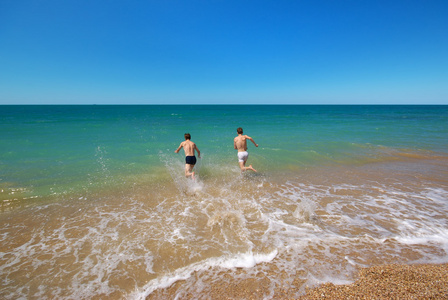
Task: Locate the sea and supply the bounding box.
[1,105,447,299]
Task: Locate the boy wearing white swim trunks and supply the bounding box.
[234,127,258,172]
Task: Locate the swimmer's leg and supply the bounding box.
[185,164,192,177]
[239,161,257,172]
[185,164,196,180]
[239,161,246,172]
[247,165,257,172]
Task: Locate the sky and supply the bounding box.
[0,0,447,105]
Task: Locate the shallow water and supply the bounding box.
[1,105,447,299]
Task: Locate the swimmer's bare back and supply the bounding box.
[182,140,196,156]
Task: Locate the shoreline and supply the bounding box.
[146,263,448,299]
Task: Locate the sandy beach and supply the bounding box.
[298,263,448,299]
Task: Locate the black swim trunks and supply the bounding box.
[185,156,196,165]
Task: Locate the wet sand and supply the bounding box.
[147,263,448,299]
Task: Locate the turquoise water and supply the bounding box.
[2,105,447,199]
[1,105,448,299]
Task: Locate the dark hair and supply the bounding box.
[237,127,243,134]
[184,133,191,140]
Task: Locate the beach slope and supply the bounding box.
[298,263,448,299]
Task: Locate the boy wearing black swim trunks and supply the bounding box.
[175,133,201,179]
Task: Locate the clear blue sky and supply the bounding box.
[1,0,447,104]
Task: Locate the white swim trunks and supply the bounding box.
[237,151,249,162]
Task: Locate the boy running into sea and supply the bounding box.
[234,127,258,172]
[175,133,201,179]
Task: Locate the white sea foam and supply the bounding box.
[133,250,278,300]
[2,160,448,299]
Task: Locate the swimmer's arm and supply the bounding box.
[234,138,237,150]
[194,144,201,158]
[247,136,258,147]
[174,143,183,153]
